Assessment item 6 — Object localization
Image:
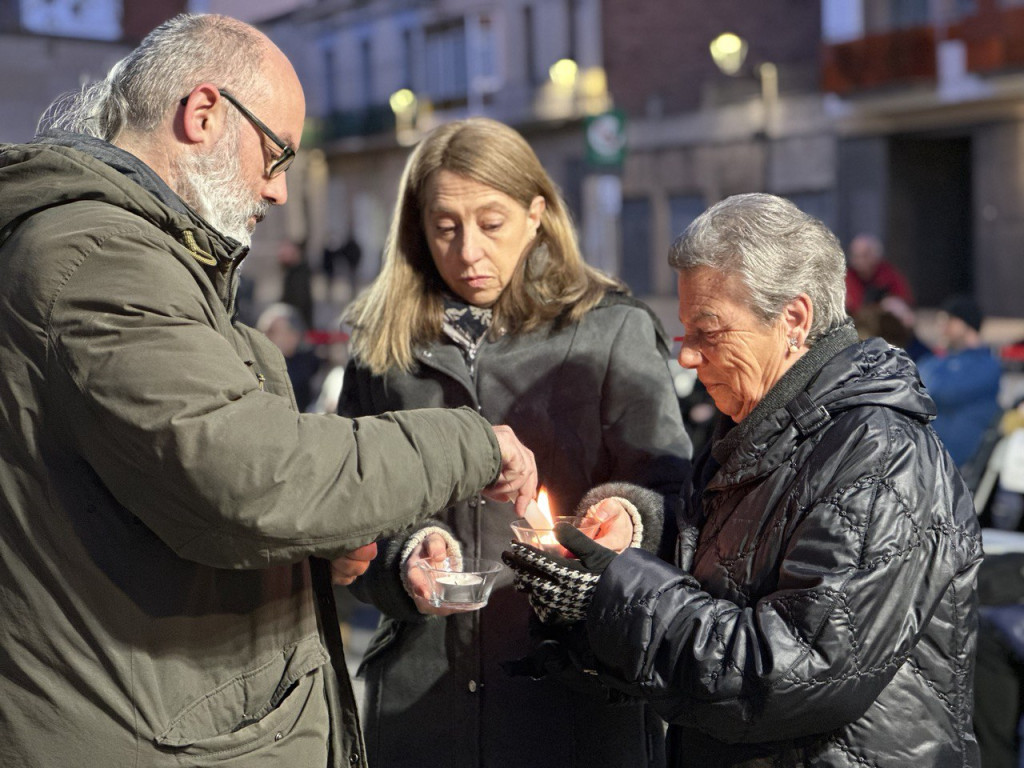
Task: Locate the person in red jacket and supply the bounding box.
[844,233,914,315]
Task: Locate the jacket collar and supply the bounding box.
[30,130,247,268]
[712,323,860,466]
[35,130,190,215]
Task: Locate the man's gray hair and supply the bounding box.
[669,193,848,344]
[39,13,264,141]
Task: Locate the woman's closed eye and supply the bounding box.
[683,328,721,347]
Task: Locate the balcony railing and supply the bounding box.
[948,6,1024,74]
[308,104,396,144]
[822,27,938,95]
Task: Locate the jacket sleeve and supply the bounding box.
[339,359,465,621]
[46,232,501,570]
[584,411,979,744]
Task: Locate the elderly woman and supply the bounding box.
[506,193,983,766]
[338,117,691,767]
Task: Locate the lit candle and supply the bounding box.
[524,487,552,523]
[523,489,559,549]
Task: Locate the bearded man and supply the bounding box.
[0,14,537,768]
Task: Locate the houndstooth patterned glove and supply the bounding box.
[502,523,617,624]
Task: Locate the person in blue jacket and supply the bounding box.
[918,293,1002,467]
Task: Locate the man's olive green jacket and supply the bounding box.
[0,132,501,767]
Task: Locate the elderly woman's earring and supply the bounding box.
[788,338,799,353]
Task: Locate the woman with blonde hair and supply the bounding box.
[340,117,691,767]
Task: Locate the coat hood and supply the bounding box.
[808,335,936,421]
[0,131,245,267]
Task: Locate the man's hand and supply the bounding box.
[483,425,538,516]
[329,542,378,586]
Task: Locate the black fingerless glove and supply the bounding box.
[502,523,617,624]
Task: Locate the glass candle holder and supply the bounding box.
[417,557,504,611]
[509,515,600,556]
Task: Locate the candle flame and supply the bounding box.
[536,488,555,527]
[535,488,559,548]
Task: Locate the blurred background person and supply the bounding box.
[852,295,932,363]
[918,293,1002,469]
[256,301,323,412]
[276,238,315,329]
[338,116,691,768]
[324,231,363,301]
[844,233,914,316]
[670,361,718,459]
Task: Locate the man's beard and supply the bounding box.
[173,133,269,249]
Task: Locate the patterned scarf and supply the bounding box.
[442,294,493,361]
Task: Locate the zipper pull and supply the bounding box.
[244,360,266,391]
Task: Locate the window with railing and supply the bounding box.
[401,27,415,89]
[468,11,502,94]
[864,0,929,32]
[19,0,121,39]
[424,19,468,107]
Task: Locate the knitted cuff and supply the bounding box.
[614,497,645,549]
[399,526,463,600]
[574,482,665,554]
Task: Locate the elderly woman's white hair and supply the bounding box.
[669,193,848,345]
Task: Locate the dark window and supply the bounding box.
[668,195,706,243]
[401,28,414,89]
[524,4,539,86]
[620,197,652,296]
[425,19,468,106]
[359,38,373,106]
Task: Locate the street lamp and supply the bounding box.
[709,32,777,137]
[389,88,419,146]
[549,58,579,89]
[709,32,778,193]
[709,32,748,76]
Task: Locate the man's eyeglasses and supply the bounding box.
[179,89,296,179]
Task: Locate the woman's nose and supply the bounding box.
[677,342,702,369]
[458,227,484,263]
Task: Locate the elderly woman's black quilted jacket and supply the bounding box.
[587,330,983,767]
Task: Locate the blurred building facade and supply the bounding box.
[823,0,1024,318]
[5,1,1024,323]
[0,0,188,143]
[258,0,612,303]
[258,0,1024,324]
[256,0,833,323]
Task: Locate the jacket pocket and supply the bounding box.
[155,634,329,759]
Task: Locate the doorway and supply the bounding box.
[887,134,973,308]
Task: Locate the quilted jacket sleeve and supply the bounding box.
[584,408,981,744]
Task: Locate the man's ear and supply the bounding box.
[178,83,225,147]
